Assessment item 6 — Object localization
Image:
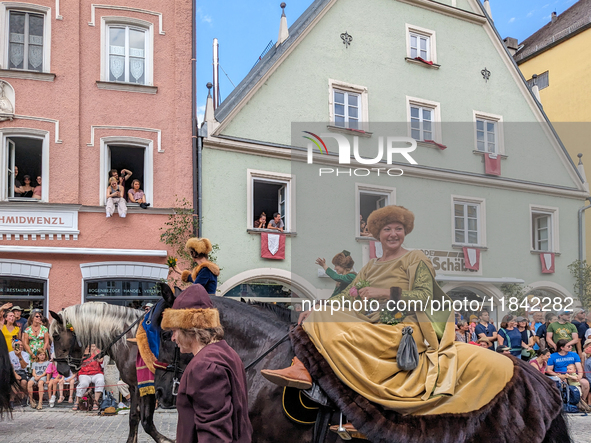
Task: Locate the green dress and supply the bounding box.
[325,267,356,297]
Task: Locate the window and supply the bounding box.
[334,89,360,129]
[526,71,549,91]
[473,112,504,155]
[1,5,51,73]
[452,197,486,246]
[405,25,437,64]
[101,18,154,85]
[2,132,48,202]
[406,97,441,143]
[530,206,558,252]
[85,279,162,308]
[328,79,369,131]
[356,184,395,238]
[410,32,429,60]
[99,137,153,206]
[247,170,295,232]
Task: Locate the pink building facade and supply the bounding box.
[0,0,193,313]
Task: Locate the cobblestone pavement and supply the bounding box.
[2,408,591,442]
[0,408,177,443]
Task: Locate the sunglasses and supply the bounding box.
[34,315,42,318]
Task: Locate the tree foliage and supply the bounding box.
[568,260,591,309]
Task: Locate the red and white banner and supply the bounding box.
[540,253,555,274]
[484,153,501,176]
[462,247,480,271]
[261,232,285,260]
[369,241,383,259]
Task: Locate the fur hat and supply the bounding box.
[332,250,354,270]
[367,205,414,239]
[161,284,220,330]
[185,237,213,256]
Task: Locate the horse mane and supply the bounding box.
[244,299,294,324]
[49,302,144,355]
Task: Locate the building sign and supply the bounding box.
[86,280,162,298]
[0,277,46,312]
[420,249,482,276]
[0,209,78,234]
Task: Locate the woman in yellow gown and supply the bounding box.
[263,205,514,416]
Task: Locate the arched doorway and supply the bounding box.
[441,283,505,324]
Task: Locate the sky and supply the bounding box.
[195,0,580,122]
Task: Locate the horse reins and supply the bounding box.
[96,307,151,360]
[244,332,290,372]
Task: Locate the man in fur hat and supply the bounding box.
[162,284,252,443]
[172,237,220,294]
[315,250,356,297]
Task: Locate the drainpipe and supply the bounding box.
[578,153,591,298]
[578,198,591,298]
[197,129,203,238]
[191,0,198,237]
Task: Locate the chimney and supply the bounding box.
[212,39,220,109]
[551,12,557,23]
[531,74,542,104]
[483,0,493,21]
[578,154,589,192]
[503,37,518,56]
[276,3,289,47]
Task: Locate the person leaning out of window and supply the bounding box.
[128,179,150,209]
[254,212,267,229]
[106,177,127,218]
[32,176,42,199]
[267,212,284,232]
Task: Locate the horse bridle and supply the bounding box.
[155,345,184,396]
[53,332,85,372]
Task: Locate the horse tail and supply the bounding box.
[542,411,572,443]
[0,336,22,419]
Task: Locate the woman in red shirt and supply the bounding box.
[73,345,104,411]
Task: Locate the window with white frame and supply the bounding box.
[248,170,294,232]
[474,112,503,155]
[356,184,395,238]
[407,97,441,143]
[101,19,153,85]
[406,25,436,64]
[453,201,481,245]
[531,207,558,252]
[3,5,51,72]
[100,137,153,207]
[328,79,369,131]
[1,132,48,202]
[334,89,360,129]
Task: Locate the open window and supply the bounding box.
[100,137,153,206]
[355,184,396,238]
[247,170,294,232]
[4,136,44,201]
[253,180,288,230]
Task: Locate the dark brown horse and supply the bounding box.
[0,333,20,419]
[49,303,172,443]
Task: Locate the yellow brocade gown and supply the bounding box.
[303,249,514,416]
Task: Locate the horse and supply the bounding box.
[0,333,20,419]
[49,303,172,443]
[154,285,324,442]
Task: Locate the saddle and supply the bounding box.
[290,326,564,443]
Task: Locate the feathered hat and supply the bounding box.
[367,205,414,239]
[161,284,220,330]
[332,250,354,270]
[185,237,212,256]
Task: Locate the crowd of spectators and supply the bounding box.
[105,169,150,218]
[454,307,591,412]
[2,303,130,411]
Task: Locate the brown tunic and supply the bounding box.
[176,340,252,443]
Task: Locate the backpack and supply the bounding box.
[555,380,581,413]
[100,391,118,411]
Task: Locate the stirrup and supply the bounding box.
[329,413,368,440]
